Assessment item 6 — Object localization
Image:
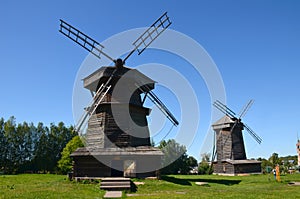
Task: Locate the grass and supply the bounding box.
[0,174,105,199]
[129,174,300,199]
[0,174,300,198]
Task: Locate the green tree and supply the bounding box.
[198,153,212,175]
[4,116,18,174]
[57,136,83,174]
[187,156,198,168]
[37,122,76,173]
[269,153,280,167]
[32,128,49,173]
[15,121,36,173]
[159,139,190,174]
[0,118,9,173]
[257,157,272,173]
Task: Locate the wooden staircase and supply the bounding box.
[100,178,131,190]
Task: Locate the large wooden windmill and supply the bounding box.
[211,100,262,175]
[59,12,178,178]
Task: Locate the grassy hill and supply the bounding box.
[1,174,300,198]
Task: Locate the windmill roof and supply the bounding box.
[212,115,235,129]
[83,66,156,92]
[213,115,235,125]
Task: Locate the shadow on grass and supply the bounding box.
[130,181,137,192]
[161,175,192,185]
[161,175,241,186]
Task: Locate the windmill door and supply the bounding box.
[111,160,123,177]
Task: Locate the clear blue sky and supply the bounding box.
[1,0,299,160]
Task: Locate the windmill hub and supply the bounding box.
[115,58,124,69]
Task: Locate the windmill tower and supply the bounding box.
[59,13,178,178]
[211,100,262,175]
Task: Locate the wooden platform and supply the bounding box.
[100,177,131,190]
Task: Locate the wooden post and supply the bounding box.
[275,165,280,182]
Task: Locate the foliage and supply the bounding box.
[58,136,84,174]
[258,153,298,174]
[0,116,76,174]
[269,152,280,167]
[198,153,213,175]
[258,152,299,174]
[258,157,273,173]
[187,156,198,168]
[159,139,197,174]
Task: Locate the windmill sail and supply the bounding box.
[243,123,262,144]
[136,83,179,126]
[59,19,115,62]
[213,100,236,118]
[238,99,254,119]
[123,12,172,63]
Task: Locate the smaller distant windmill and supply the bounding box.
[211,100,262,175]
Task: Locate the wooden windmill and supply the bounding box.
[59,12,178,178]
[211,100,262,175]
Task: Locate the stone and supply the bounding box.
[195,182,209,186]
[104,191,122,198]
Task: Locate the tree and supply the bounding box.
[58,136,83,174]
[36,122,76,173]
[198,153,212,175]
[269,153,280,167]
[4,116,18,174]
[16,121,33,173]
[187,156,198,168]
[32,128,49,173]
[158,139,190,174]
[0,118,9,173]
[257,157,272,173]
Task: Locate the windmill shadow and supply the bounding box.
[161,175,192,186]
[161,175,241,186]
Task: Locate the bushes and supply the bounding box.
[57,136,83,174]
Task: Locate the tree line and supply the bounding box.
[0,117,76,174]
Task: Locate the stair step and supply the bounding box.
[101,182,130,185]
[100,178,132,190]
[101,177,130,181]
[101,185,131,188]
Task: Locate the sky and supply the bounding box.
[1,0,300,160]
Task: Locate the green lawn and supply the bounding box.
[0,174,300,198]
[0,174,105,199]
